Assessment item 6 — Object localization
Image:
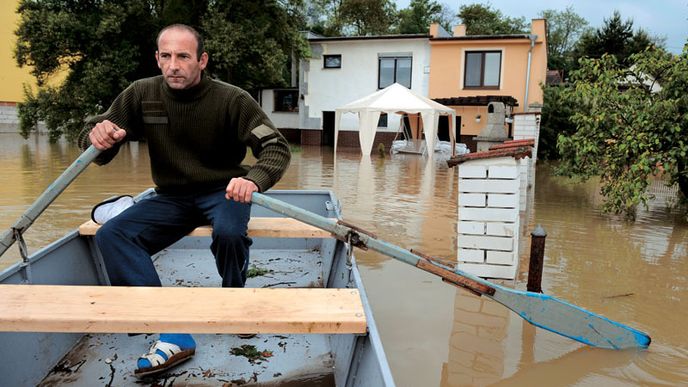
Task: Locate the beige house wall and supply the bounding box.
[429,20,547,137]
[0,1,36,104]
[0,1,66,104]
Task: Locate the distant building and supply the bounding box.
[546,70,564,85]
[262,32,432,148]
[427,20,548,151]
[262,20,548,152]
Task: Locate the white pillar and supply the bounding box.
[513,113,541,209]
[457,157,522,279]
[513,113,541,160]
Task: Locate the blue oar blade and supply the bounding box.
[491,287,651,349]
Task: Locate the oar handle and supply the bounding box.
[0,145,102,257]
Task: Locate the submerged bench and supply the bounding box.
[79,217,332,239]
[0,285,367,334]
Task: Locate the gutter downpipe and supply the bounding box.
[523,34,537,113]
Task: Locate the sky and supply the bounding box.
[395,0,688,53]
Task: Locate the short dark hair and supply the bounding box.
[156,24,205,60]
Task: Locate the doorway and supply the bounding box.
[322,111,335,146]
[437,115,461,142]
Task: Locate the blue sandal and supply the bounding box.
[134,335,196,377]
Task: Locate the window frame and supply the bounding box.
[323,54,342,69]
[378,55,413,89]
[273,89,299,113]
[463,50,502,90]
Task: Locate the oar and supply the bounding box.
[252,192,651,350]
[0,145,101,258]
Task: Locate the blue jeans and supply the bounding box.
[95,188,252,288]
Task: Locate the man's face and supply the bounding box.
[155,28,208,90]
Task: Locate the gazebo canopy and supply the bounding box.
[334,83,456,157]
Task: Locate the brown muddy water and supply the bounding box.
[1,133,687,386]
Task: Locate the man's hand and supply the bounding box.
[226,177,259,203]
[89,120,126,150]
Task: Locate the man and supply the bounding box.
[82,24,291,377]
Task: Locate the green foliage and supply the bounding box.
[539,85,576,160]
[309,0,452,36]
[572,11,660,69]
[304,0,344,36]
[15,0,159,142]
[539,6,588,76]
[230,345,273,364]
[556,46,688,218]
[202,1,308,91]
[338,0,397,36]
[395,0,443,34]
[14,0,307,141]
[246,265,271,278]
[458,3,528,35]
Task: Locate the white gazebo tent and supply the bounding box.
[334,83,456,158]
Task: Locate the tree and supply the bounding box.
[306,0,345,36]
[396,0,443,34]
[538,84,576,160]
[457,3,528,35]
[539,6,588,76]
[338,0,397,35]
[201,0,308,92]
[15,0,307,141]
[434,4,459,34]
[556,46,688,218]
[15,0,163,142]
[572,11,660,69]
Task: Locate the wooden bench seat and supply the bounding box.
[78,217,332,239]
[0,284,367,334]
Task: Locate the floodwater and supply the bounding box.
[1,133,687,386]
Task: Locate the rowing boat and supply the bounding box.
[0,189,395,386]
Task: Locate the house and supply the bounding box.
[428,20,548,151]
[261,32,432,148]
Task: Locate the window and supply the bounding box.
[274,89,299,112]
[324,55,341,69]
[377,113,388,128]
[378,55,412,89]
[464,51,501,88]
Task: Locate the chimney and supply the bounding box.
[453,24,466,37]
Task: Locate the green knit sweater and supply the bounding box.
[84,75,291,193]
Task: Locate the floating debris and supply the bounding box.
[230,345,273,364]
[247,265,272,278]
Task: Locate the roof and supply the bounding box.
[430,34,532,42]
[447,139,535,168]
[309,34,428,42]
[337,83,454,114]
[546,70,564,85]
[433,95,518,107]
[489,139,535,150]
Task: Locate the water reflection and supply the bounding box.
[0,134,686,386]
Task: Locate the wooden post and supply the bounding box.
[527,225,547,293]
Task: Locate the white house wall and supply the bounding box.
[302,38,430,133]
[260,89,300,129]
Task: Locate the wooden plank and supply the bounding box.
[0,285,367,334]
[78,218,332,238]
